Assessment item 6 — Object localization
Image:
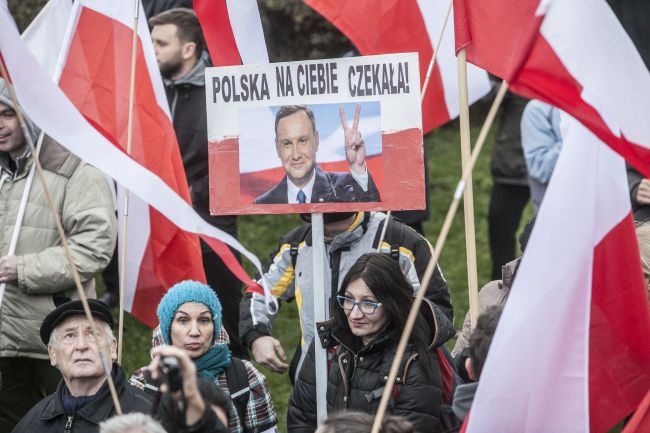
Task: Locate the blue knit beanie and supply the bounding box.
[157,280,222,345]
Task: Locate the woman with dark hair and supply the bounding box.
[287,253,455,433]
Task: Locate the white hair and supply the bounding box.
[99,413,166,433]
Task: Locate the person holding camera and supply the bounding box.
[149,344,230,433]
[12,299,224,433]
[129,280,278,433]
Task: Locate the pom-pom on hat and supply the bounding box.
[157,280,222,345]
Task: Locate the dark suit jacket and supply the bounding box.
[254,166,380,204]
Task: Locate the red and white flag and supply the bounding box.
[194,0,268,66]
[304,0,490,133]
[454,0,650,177]
[465,116,650,432]
[58,0,209,327]
[0,2,270,328]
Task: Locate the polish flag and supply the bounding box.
[194,0,268,66]
[0,1,268,327]
[454,0,650,178]
[465,117,650,432]
[304,0,491,133]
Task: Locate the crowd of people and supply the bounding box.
[1,4,648,433]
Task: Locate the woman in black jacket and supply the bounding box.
[288,253,455,433]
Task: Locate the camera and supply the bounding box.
[159,356,183,392]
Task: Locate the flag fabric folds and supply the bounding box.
[621,389,650,433]
[193,0,268,66]
[454,0,650,178]
[21,0,72,77]
[0,1,270,328]
[465,116,650,433]
[304,0,490,133]
[58,0,209,327]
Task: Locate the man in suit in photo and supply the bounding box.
[254,104,381,204]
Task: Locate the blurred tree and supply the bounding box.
[259,0,353,61]
[8,0,47,32]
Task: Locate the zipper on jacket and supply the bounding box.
[344,352,360,409]
[338,352,350,409]
[170,90,179,119]
[331,334,376,410]
[64,415,73,433]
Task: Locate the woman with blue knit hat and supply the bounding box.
[130,280,278,433]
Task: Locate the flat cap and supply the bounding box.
[40,299,114,345]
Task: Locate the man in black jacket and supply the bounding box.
[13,299,224,433]
[149,8,246,358]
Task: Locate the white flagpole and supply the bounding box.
[0,132,43,307]
[116,0,140,365]
[312,213,328,422]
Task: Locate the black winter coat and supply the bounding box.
[287,300,455,433]
[164,57,237,238]
[12,364,152,433]
[490,91,530,186]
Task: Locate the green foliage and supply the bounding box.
[425,124,494,330]
[258,0,353,62]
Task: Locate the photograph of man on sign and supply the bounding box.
[251,103,381,204]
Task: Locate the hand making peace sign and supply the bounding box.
[340,104,367,175]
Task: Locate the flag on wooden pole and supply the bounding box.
[304,0,490,133]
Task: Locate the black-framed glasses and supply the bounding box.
[336,295,383,315]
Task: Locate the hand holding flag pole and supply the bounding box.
[0,132,42,305]
[0,56,123,416]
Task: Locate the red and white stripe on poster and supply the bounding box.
[207,54,425,216]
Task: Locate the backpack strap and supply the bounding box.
[287,224,311,270]
[289,242,299,270]
[390,218,405,261]
[225,357,250,425]
[373,215,405,261]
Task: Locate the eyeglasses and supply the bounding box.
[336,295,383,315]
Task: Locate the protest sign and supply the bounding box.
[206,53,424,214]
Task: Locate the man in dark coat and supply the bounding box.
[254,105,380,204]
[13,299,225,433]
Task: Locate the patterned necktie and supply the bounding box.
[297,189,307,204]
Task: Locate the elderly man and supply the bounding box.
[0,78,117,432]
[12,299,151,432]
[254,105,381,204]
[13,299,226,433]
